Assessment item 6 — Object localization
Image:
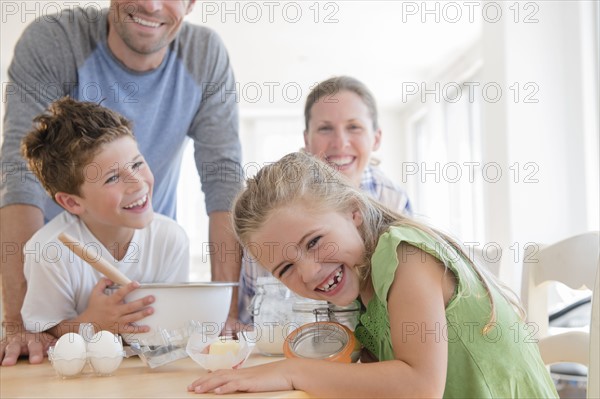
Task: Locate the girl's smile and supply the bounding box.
[249,202,364,306]
[316,265,343,292]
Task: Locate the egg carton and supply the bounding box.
[48,331,125,378]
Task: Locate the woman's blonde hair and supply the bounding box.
[233,152,524,332]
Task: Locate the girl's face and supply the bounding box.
[248,202,365,306]
[304,90,382,187]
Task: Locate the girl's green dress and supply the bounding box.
[355,225,559,398]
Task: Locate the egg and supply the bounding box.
[50,332,87,377]
[87,331,123,375]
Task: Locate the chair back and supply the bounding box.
[521,232,599,339]
[587,267,599,399]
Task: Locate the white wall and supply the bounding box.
[481,0,599,290]
[390,1,599,294]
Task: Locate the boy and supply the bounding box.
[20,97,189,338]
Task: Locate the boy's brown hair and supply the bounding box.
[21,97,134,201]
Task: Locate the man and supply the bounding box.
[1,0,243,365]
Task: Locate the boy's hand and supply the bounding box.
[80,279,155,335]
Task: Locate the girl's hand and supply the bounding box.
[188,360,294,394]
[79,279,154,334]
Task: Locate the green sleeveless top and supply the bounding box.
[354,225,558,398]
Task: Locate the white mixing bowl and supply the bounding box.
[111,282,237,347]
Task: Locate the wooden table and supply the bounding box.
[0,352,311,398]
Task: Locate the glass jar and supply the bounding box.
[291,298,330,326]
[289,298,362,362]
[292,299,361,331]
[329,300,361,331]
[250,276,298,356]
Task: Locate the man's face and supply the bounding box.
[109,0,194,57]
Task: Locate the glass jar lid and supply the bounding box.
[329,299,361,313]
[292,299,328,313]
[283,322,356,363]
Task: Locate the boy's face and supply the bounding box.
[72,136,154,233]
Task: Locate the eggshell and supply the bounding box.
[90,356,123,375]
[51,333,87,377]
[54,332,87,358]
[87,331,123,375]
[87,331,122,355]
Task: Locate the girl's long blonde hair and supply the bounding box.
[233,152,524,331]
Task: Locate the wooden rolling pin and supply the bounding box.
[58,232,132,286]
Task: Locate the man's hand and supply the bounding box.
[1,327,56,366]
[1,205,46,366]
[222,316,252,335]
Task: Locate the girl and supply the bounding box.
[238,76,411,325]
[189,152,558,398]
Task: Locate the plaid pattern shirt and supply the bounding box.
[237,165,412,324]
[359,165,412,216]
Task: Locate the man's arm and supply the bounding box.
[0,205,41,324]
[208,211,242,323]
[183,29,244,324]
[0,204,55,366]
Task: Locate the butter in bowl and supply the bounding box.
[186,331,253,371]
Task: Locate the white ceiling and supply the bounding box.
[0,1,481,113]
[193,1,482,112]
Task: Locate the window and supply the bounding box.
[177,114,304,280]
[408,70,485,244]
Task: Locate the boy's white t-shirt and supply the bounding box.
[21,211,190,332]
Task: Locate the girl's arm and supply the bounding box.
[189,243,455,398]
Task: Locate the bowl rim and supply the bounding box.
[108,282,238,289]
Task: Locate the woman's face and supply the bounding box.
[304,90,382,187]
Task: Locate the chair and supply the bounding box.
[587,268,599,399]
[521,231,599,395]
